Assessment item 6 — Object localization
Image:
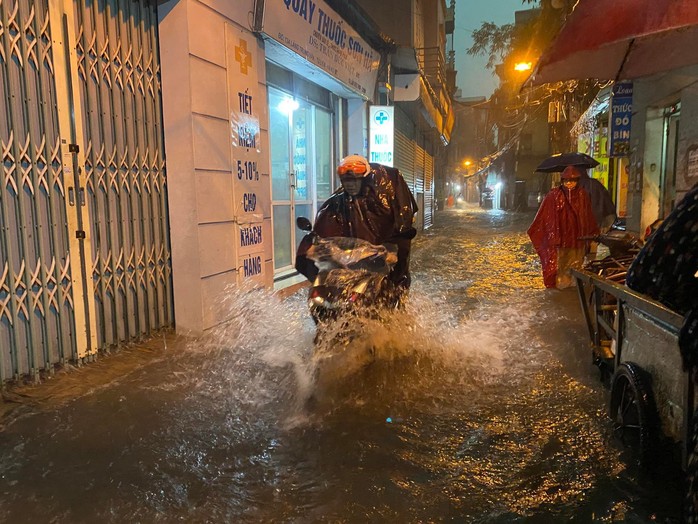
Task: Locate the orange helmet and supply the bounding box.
[337,155,371,177]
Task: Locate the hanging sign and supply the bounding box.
[369,106,394,167]
[609,81,633,157]
[262,0,379,97]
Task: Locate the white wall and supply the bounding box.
[159,0,273,334]
[346,99,369,158]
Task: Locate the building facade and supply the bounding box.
[159,0,385,334]
[569,65,698,235]
[0,0,454,381]
[624,65,697,235]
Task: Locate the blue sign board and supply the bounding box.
[609,81,633,157]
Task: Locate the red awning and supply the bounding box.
[530,0,698,85]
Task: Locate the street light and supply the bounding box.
[461,160,473,203]
[514,62,532,72]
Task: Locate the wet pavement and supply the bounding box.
[0,206,683,522]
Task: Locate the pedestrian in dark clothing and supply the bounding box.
[626,182,698,522]
[626,182,698,318]
[295,155,418,291]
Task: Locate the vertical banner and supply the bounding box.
[226,24,266,285]
[609,81,633,157]
[369,106,394,166]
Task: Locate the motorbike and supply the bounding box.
[296,217,416,393]
[296,217,400,328]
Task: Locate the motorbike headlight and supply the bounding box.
[310,296,325,306]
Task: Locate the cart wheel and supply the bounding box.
[609,362,656,467]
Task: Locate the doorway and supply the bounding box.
[269,87,333,275]
[660,103,680,217]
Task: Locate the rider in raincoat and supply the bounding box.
[295,155,418,291]
[527,166,599,288]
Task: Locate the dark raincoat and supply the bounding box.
[626,182,698,318]
[627,183,698,520]
[578,171,617,228]
[527,185,599,288]
[296,163,418,287]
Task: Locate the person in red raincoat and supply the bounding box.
[527,166,599,288]
[295,155,418,291]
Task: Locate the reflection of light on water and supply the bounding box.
[162,209,654,520]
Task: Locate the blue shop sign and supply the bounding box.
[609,81,633,157]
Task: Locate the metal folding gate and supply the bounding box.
[424,153,433,229]
[0,0,172,382]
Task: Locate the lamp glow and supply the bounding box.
[514,62,532,72]
[278,98,299,114]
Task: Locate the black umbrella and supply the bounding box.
[536,152,599,173]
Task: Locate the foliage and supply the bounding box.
[467,22,514,70]
[467,0,565,73]
[465,0,601,155]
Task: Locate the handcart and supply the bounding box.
[571,267,691,468]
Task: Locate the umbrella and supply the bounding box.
[529,0,698,85]
[536,152,599,173]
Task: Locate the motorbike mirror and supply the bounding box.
[296,216,312,232]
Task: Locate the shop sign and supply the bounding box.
[609,81,633,157]
[592,128,610,188]
[262,0,379,97]
[238,251,266,281]
[226,24,266,285]
[369,106,394,166]
[688,146,698,180]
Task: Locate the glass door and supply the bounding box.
[269,88,294,272]
[269,87,334,274]
[292,102,314,249]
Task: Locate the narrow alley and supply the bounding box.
[0,208,682,522]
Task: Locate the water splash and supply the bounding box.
[179,276,554,429]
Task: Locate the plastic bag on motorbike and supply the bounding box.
[305,237,397,275]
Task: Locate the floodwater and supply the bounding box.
[0,207,682,522]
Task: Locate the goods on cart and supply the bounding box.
[581,228,643,284]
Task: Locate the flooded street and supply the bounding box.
[0,208,682,522]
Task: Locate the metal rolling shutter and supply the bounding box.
[395,131,415,189]
[415,144,425,195]
[424,152,434,228]
[395,107,415,190]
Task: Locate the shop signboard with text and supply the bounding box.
[226,24,267,286]
[369,106,394,167]
[609,81,633,157]
[262,0,379,97]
